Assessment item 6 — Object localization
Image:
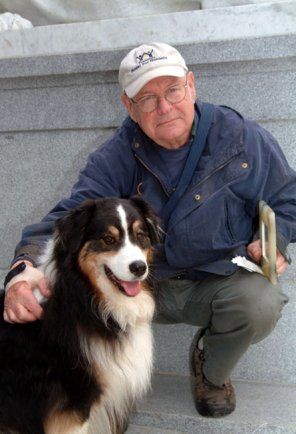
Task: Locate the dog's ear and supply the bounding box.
[130,196,161,245]
[55,200,97,253]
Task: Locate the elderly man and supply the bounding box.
[3,43,295,418]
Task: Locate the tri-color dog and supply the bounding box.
[0,197,159,434]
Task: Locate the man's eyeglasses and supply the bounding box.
[130,79,188,113]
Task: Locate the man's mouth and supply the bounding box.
[157,118,179,127]
[104,266,141,297]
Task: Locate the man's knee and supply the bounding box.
[212,271,289,342]
[242,281,288,342]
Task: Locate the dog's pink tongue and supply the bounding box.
[120,280,141,297]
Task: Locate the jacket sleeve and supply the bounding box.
[244,120,296,259]
[13,123,137,265]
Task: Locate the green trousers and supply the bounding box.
[153,269,288,386]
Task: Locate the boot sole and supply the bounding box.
[195,399,236,418]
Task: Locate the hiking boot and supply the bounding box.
[192,338,236,418]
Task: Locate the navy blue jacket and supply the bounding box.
[15,101,296,280]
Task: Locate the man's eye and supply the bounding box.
[167,86,181,95]
[139,95,156,103]
[103,235,116,245]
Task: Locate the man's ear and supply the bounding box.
[187,71,196,102]
[121,93,138,123]
[55,200,97,253]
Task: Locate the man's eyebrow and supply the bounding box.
[136,92,156,99]
[136,79,183,98]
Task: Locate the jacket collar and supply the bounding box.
[130,100,245,197]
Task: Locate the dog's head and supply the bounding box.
[54,197,158,325]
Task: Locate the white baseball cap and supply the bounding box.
[119,42,188,98]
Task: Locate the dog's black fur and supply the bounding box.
[0,197,158,434]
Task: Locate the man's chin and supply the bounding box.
[155,124,188,145]
[157,122,181,136]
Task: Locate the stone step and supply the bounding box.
[126,426,186,434]
[0,2,295,58]
[127,373,296,433]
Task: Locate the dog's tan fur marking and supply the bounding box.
[147,246,154,265]
[78,243,116,295]
[132,220,142,233]
[131,219,154,263]
[78,245,101,292]
[107,226,120,239]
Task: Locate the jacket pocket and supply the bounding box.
[223,192,253,243]
[224,199,237,242]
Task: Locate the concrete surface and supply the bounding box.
[127,426,186,434]
[0,2,295,58]
[127,373,296,433]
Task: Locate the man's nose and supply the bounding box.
[156,97,172,114]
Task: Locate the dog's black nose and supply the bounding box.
[129,261,147,277]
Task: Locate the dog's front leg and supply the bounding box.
[44,412,89,434]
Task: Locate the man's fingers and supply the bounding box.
[4,281,44,323]
[23,295,44,319]
[38,277,52,298]
[4,306,38,323]
[3,309,14,323]
[248,242,290,277]
[249,248,261,262]
[247,240,262,263]
[276,251,288,276]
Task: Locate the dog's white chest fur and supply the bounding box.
[87,323,153,433]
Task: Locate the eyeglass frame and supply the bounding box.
[129,77,188,113]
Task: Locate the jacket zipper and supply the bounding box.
[135,154,170,197]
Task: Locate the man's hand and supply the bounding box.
[3,261,51,323]
[247,239,288,276]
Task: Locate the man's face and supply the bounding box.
[121,72,196,149]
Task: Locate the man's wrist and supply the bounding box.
[4,261,27,289]
[4,263,44,293]
[4,260,35,291]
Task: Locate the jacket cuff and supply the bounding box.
[12,244,43,268]
[10,254,37,268]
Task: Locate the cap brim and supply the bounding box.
[124,65,187,98]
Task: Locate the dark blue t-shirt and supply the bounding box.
[154,112,198,189]
[155,142,191,189]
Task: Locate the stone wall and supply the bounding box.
[0,1,295,383]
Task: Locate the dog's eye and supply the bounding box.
[136,232,147,242]
[103,235,116,245]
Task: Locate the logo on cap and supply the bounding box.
[136,49,154,64]
[131,49,167,73]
